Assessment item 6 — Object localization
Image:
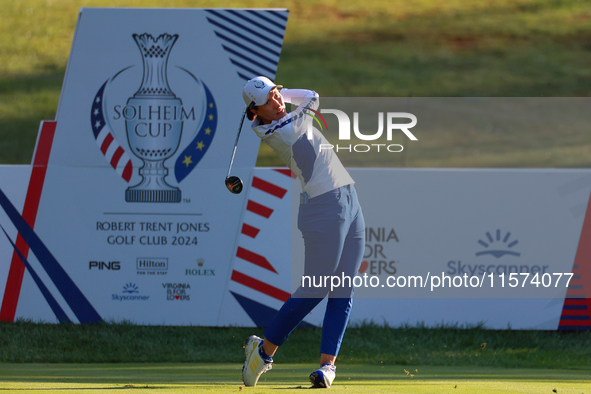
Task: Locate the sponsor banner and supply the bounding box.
[0,166,32,309]
[2,157,590,328]
[292,168,589,299]
[290,168,591,328]
[0,8,289,325]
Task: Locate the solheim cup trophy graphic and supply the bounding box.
[125,33,183,203]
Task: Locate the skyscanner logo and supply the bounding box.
[111,282,150,301]
[476,229,521,258]
[445,229,549,277]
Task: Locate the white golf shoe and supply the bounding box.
[309,363,336,388]
[242,335,273,386]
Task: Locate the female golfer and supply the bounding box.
[241,76,365,389]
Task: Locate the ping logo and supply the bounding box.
[89,261,121,270]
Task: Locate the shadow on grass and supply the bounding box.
[278,0,591,98]
[0,69,64,164]
[0,69,65,94]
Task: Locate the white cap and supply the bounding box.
[242,76,282,108]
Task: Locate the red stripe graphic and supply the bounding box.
[559,319,590,326]
[1,121,56,322]
[122,161,133,182]
[274,168,296,178]
[559,188,591,329]
[563,298,587,306]
[246,200,273,218]
[236,246,277,273]
[231,270,290,302]
[252,176,287,199]
[561,309,587,316]
[101,133,114,155]
[241,223,260,238]
[110,146,124,168]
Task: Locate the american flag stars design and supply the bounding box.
[174,82,218,183]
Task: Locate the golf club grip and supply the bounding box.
[226,108,248,178]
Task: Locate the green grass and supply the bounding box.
[1,0,591,167]
[1,321,590,368]
[1,321,589,392]
[0,363,589,393]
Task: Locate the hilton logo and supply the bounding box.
[137,257,168,270]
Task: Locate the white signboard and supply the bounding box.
[0,8,289,324]
[290,168,591,329]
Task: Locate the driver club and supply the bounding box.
[225,108,247,194]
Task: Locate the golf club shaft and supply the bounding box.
[226,108,248,178]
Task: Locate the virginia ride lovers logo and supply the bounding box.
[90,33,218,203]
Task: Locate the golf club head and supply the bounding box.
[225,176,243,194]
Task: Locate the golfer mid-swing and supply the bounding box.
[240,76,365,389]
